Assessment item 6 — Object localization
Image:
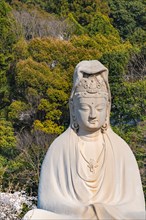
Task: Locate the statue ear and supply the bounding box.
[70,99,75,116]
[72,103,76,122]
[69,99,79,132]
[70,99,77,123]
[101,110,108,133]
[104,100,110,128]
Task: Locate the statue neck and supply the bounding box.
[78,129,101,142]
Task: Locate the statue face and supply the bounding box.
[74,96,107,132]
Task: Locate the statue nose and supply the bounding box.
[89,107,97,119]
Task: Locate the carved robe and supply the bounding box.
[34,127,145,219]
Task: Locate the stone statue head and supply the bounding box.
[69,60,111,134]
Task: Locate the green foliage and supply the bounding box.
[87,12,119,37]
[14,53,70,132]
[0,119,17,187]
[8,100,28,121]
[0,119,16,158]
[123,81,146,123]
[27,36,102,79]
[2,130,56,194]
[0,0,17,109]
[13,38,29,61]
[11,0,109,28]
[0,154,8,187]
[16,58,51,95]
[67,0,97,26]
[71,34,95,47]
[100,50,130,84]
[128,28,146,46]
[67,13,86,35]
[99,49,145,127]
[26,37,104,129]
[33,120,64,135]
[110,80,146,127]
[108,0,146,44]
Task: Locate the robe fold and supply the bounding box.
[34,127,145,219]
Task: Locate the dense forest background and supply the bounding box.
[0,0,145,200]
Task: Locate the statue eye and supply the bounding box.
[96,104,105,111]
[79,104,89,111]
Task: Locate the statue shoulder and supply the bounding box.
[108,127,130,148]
[41,127,72,167]
[47,127,72,154]
[107,128,140,168]
[52,127,71,145]
[108,128,139,161]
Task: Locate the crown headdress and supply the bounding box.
[74,74,108,99]
[70,60,109,99]
[75,74,107,94]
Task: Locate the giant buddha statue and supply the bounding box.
[23,60,145,219]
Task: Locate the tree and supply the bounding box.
[108,0,146,44]
[0,0,16,109]
[12,6,76,40]
[0,119,16,188]
[0,119,16,158]
[87,12,119,37]
[14,0,109,28]
[1,129,56,194]
[126,45,146,81]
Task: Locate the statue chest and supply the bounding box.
[75,136,105,183]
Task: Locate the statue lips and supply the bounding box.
[89,119,98,124]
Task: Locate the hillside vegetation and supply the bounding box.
[0,0,146,199]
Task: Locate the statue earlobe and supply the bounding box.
[101,106,109,133]
[101,122,108,133]
[71,114,79,132]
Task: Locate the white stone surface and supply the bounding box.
[23,60,145,219]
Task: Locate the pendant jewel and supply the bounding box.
[88,159,98,173]
[80,143,105,173]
